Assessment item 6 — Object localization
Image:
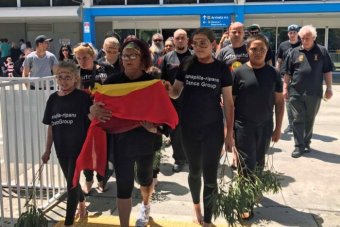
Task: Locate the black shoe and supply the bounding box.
[172,163,184,172]
[241,208,254,220]
[283,125,293,134]
[305,145,311,153]
[291,148,304,158]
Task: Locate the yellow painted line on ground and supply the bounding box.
[55,215,230,226]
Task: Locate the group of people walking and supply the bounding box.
[30,21,333,227]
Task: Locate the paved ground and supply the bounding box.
[1,85,340,226]
[43,85,340,227]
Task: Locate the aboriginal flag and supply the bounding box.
[72,79,178,187]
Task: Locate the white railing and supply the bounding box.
[0,77,67,227]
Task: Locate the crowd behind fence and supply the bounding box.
[0,77,66,227]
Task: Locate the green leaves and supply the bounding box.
[15,164,48,227]
[15,204,48,227]
[212,145,282,226]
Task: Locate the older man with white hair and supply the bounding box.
[282,25,334,158]
[150,33,164,66]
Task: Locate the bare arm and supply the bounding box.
[22,65,30,78]
[222,86,234,152]
[283,73,291,100]
[266,59,273,66]
[52,65,58,75]
[275,58,283,71]
[164,79,184,99]
[323,71,333,100]
[89,101,112,122]
[272,92,284,142]
[42,126,53,163]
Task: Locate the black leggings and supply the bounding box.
[181,121,224,224]
[58,157,85,226]
[234,120,273,175]
[114,153,154,199]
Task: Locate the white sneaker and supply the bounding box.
[135,203,150,227]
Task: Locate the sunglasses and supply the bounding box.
[249,47,267,54]
[121,54,139,61]
[249,31,259,35]
[192,41,210,48]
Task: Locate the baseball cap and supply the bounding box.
[35,35,53,45]
[288,24,299,32]
[248,24,261,31]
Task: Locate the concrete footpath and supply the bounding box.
[47,85,340,227]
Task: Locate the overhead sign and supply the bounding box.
[200,15,231,28]
[84,22,90,33]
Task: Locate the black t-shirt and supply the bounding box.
[97,57,121,76]
[233,64,282,126]
[176,57,232,128]
[43,89,92,158]
[277,40,301,62]
[161,49,192,84]
[80,63,116,89]
[104,72,159,157]
[217,43,273,71]
[217,44,248,72]
[282,43,334,97]
[277,40,301,76]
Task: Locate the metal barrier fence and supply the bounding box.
[0,77,66,226]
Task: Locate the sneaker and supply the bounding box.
[283,125,293,134]
[291,148,304,158]
[135,203,150,227]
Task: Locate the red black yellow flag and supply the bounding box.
[73,79,178,187]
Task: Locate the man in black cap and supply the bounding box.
[276,24,301,133]
[23,34,58,88]
[248,24,275,66]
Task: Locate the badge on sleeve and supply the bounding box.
[298,54,304,62]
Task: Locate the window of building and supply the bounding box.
[52,0,79,6]
[277,27,289,49]
[93,0,125,5]
[136,29,158,43]
[200,0,234,3]
[259,27,276,52]
[21,0,50,7]
[246,0,281,2]
[164,0,196,4]
[328,28,340,52]
[328,28,340,67]
[113,29,136,42]
[127,0,159,4]
[316,28,325,46]
[0,2,17,7]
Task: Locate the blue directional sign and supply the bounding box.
[200,14,231,28]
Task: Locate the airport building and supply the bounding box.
[0,0,340,64]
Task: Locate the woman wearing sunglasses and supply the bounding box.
[165,28,234,227]
[89,38,171,227]
[58,44,74,62]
